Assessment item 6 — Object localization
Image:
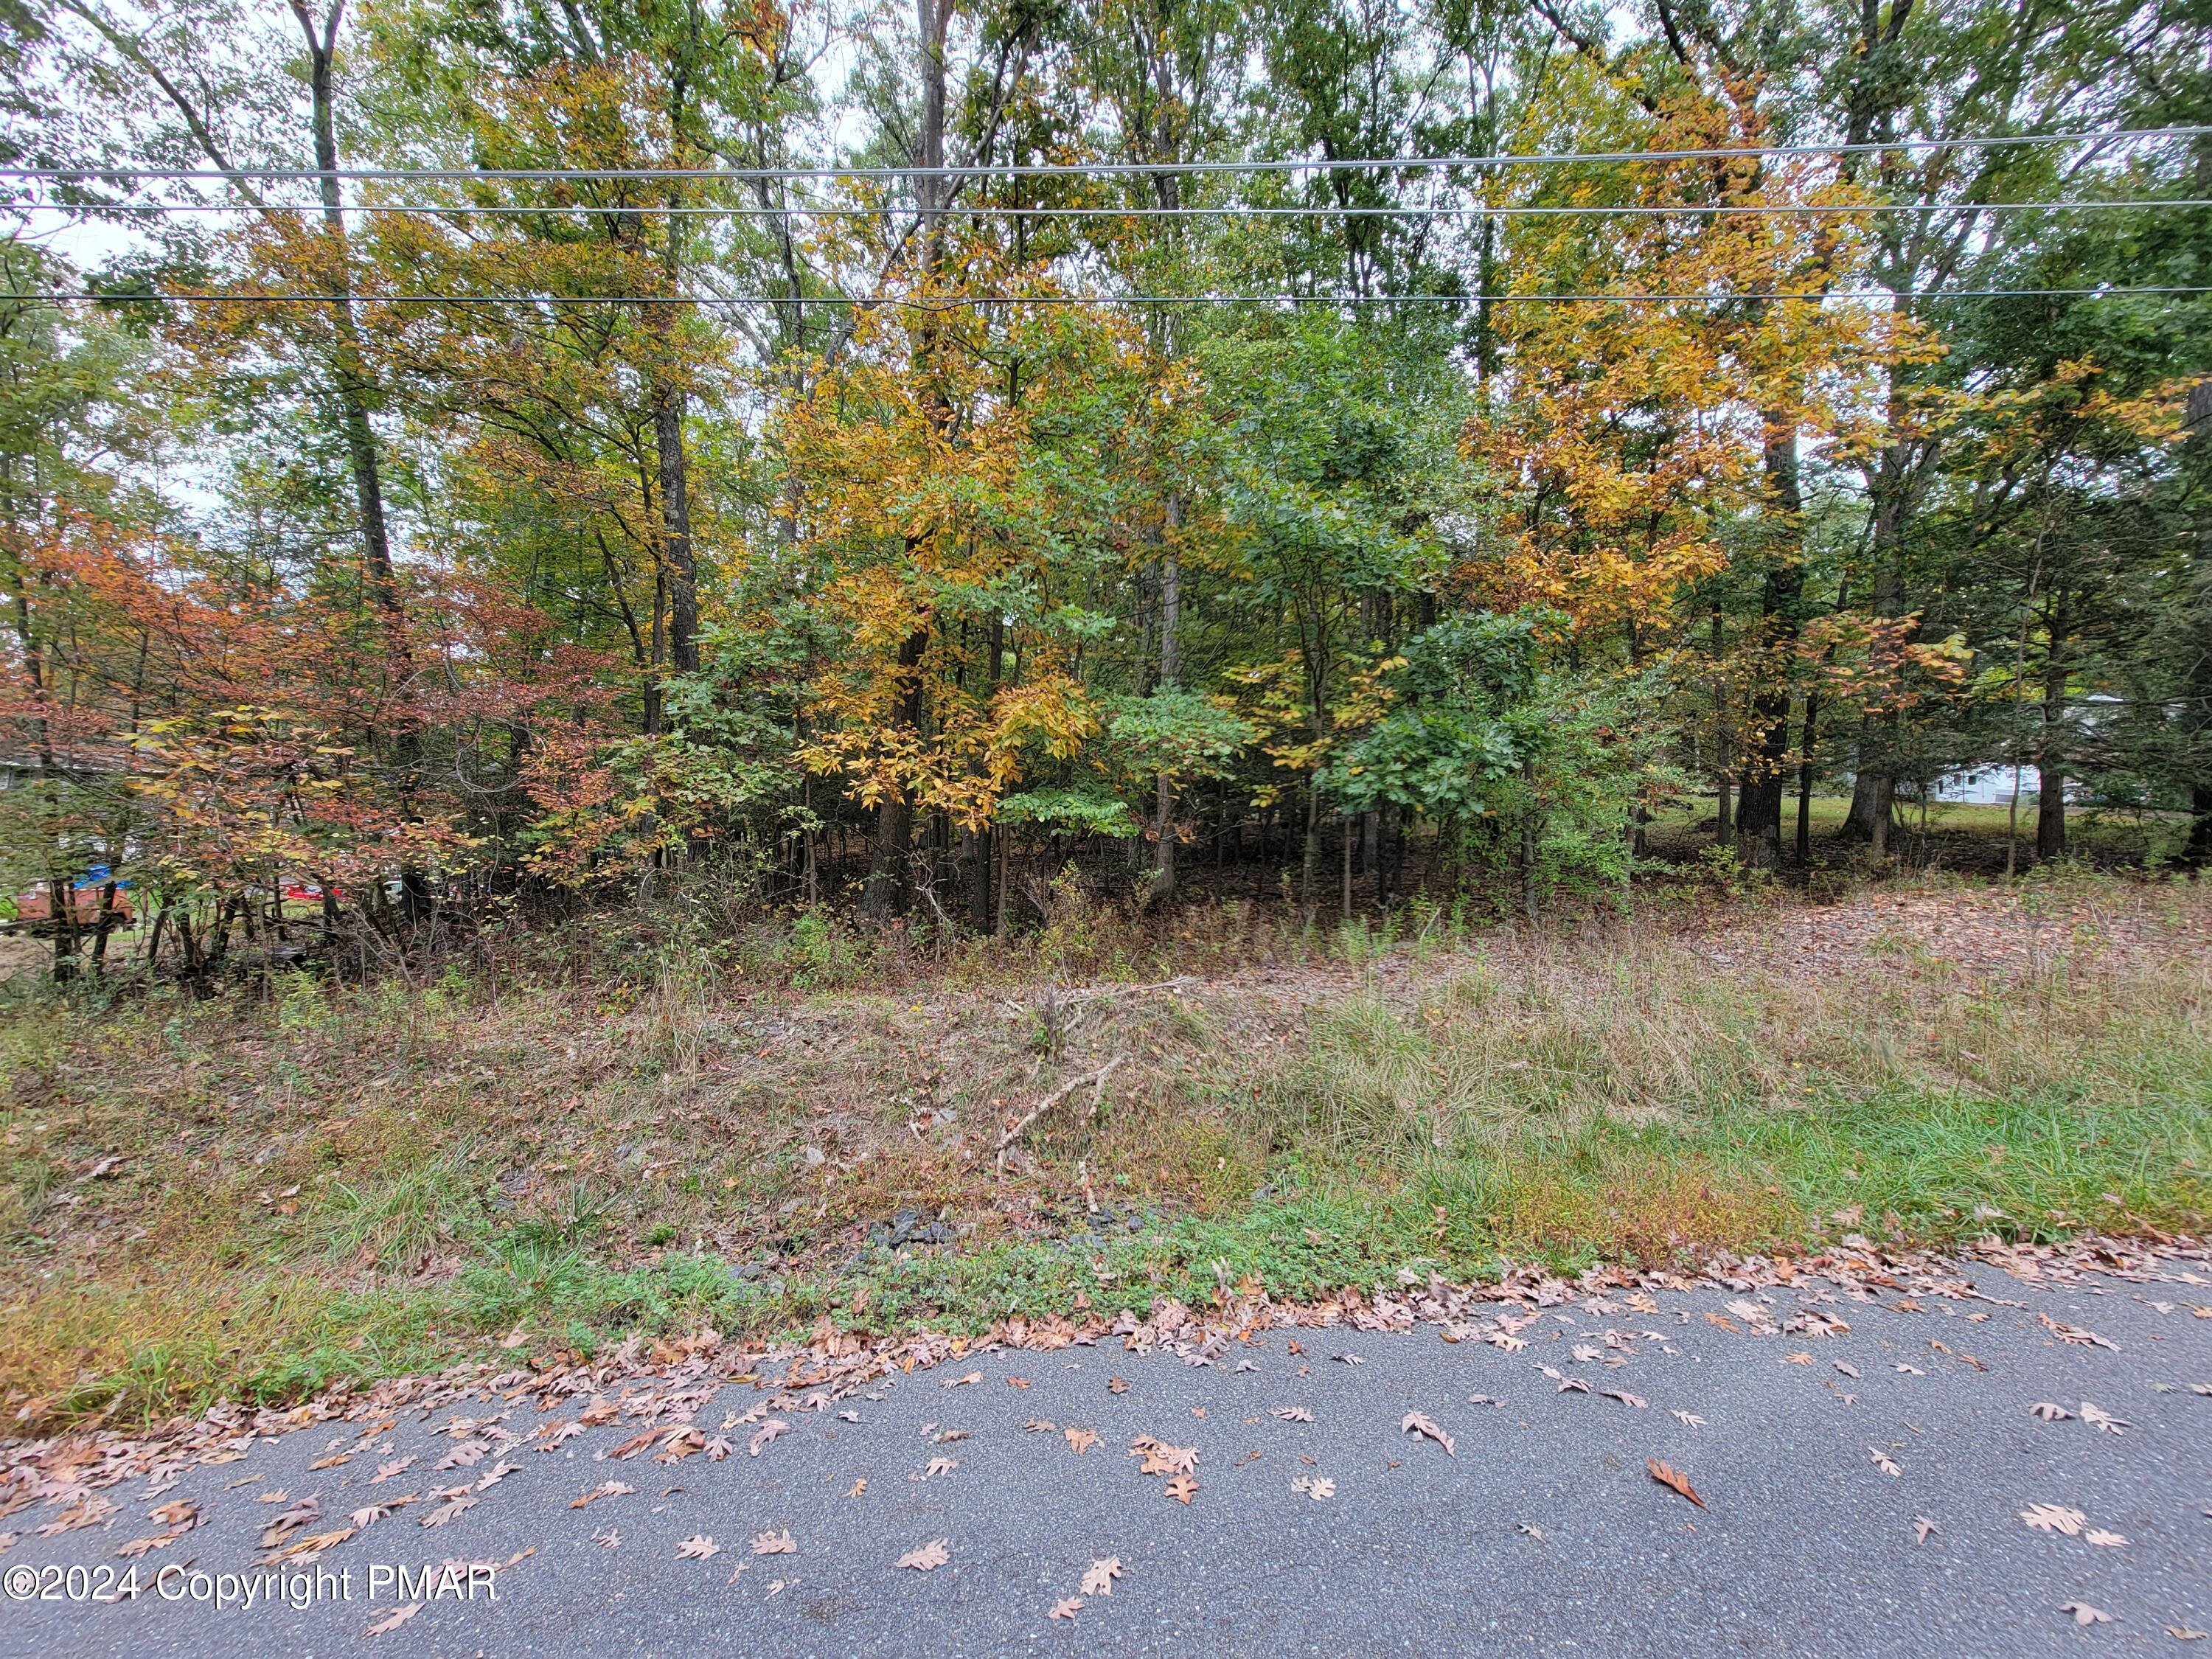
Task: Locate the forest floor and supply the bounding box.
[0,866,2205,1436]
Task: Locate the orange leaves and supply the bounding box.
[1646,1458,1706,1509]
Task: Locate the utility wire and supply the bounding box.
[16,285,2208,308]
[10,198,2205,219]
[5,125,2204,186]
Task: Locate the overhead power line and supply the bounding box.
[10,197,2205,219]
[13,285,2208,309]
[5,125,2204,187]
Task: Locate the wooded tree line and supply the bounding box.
[0,0,2206,973]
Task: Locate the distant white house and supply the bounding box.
[1929,766,2023,805]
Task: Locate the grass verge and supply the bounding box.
[1,871,2204,1431]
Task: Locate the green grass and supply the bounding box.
[1,872,2205,1431]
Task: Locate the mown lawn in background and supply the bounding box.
[1,873,2205,1431]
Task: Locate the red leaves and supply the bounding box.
[1646,1458,1705,1509]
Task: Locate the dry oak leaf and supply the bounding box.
[944,1371,984,1389]
[1065,1427,1099,1456]
[2028,1403,2074,1422]
[898,1539,950,1572]
[263,1526,355,1565]
[114,1532,184,1559]
[1646,1459,1705,1509]
[1671,1411,1705,1427]
[1130,1437,1197,1478]
[2062,1603,2114,1627]
[2168,1627,2209,1641]
[2084,1529,2127,1548]
[1601,1391,1647,1410]
[363,1604,422,1638]
[1871,1447,1902,1478]
[420,1492,478,1528]
[1273,1407,1315,1423]
[569,1481,634,1509]
[350,1498,412,1528]
[592,1528,620,1550]
[1049,1598,1084,1621]
[308,1453,352,1471]
[2039,1314,2119,1351]
[1080,1557,1122,1596]
[1782,1353,1814,1366]
[1165,1475,1199,1504]
[1290,1476,1335,1500]
[922,1458,959,1480]
[1913,1517,1938,1545]
[747,1420,790,1457]
[676,1535,720,1560]
[1400,1413,1455,1457]
[2021,1504,2087,1537]
[704,1436,734,1462]
[147,1500,197,1529]
[751,1530,797,1556]
[1108,1377,1130,1394]
[1024,1419,1057,1433]
[1007,1377,1032,1390]
[2081,1402,2129,1436]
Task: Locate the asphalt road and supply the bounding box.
[2,1259,2206,1658]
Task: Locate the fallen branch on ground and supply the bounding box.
[995,1054,1126,1166]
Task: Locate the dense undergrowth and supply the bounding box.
[0,870,2205,1432]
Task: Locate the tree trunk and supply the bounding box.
[2036,589,2070,861]
[1146,497,1182,907]
[861,625,928,919]
[1733,422,1804,866]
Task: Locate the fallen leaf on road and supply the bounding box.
[349,1499,408,1528]
[1273,1406,1315,1423]
[1467,1394,1503,1408]
[308,1453,351,1471]
[676,1535,720,1559]
[148,1500,196,1528]
[2084,1529,2126,1548]
[748,1420,789,1457]
[751,1530,796,1555]
[1671,1411,1705,1427]
[1065,1427,1098,1455]
[569,1481,633,1509]
[1894,1363,1924,1375]
[2039,1314,2119,1351]
[1913,1518,1937,1545]
[898,1539,950,1571]
[1871,1447,1902,1477]
[1834,1362,1860,1379]
[592,1528,619,1549]
[1108,1377,1129,1394]
[1705,1312,1740,1332]
[922,1457,958,1480]
[1130,1436,1197,1477]
[1333,1353,1366,1366]
[363,1604,422,1638]
[1023,1419,1055,1433]
[1165,1474,1198,1503]
[474,1460,520,1492]
[1049,1598,1083,1620]
[437,1441,490,1470]
[1081,1558,1121,1596]
[2022,1504,2087,1536]
[420,1491,476,1528]
[2028,1403,2073,1422]
[704,1436,734,1461]
[845,1479,866,1498]
[1006,1376,1031,1389]
[2081,1402,2128,1436]
[1400,1413,1455,1456]
[2168,1627,2208,1641]
[1290,1476,1335,1500]
[1646,1458,1705,1509]
[944,1371,983,1389]
[2061,1603,2113,1627]
[114,1533,183,1558]
[1782,1352,1813,1366]
[1601,1391,1647,1409]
